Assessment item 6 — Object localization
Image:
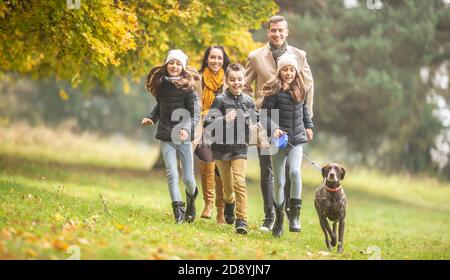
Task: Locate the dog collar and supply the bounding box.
[326,185,342,192]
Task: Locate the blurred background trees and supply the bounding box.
[0,0,449,178]
[266,0,449,176]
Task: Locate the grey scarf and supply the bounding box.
[269,41,287,65]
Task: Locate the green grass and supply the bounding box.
[0,124,449,259]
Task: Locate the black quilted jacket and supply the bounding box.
[261,90,313,145]
[203,89,258,155]
[148,78,199,142]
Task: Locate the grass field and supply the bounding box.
[1,123,449,260]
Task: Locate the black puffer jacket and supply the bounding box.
[148,78,200,142]
[261,90,313,145]
[203,89,258,155]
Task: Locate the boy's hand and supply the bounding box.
[141,118,154,126]
[179,129,188,141]
[273,128,285,139]
[306,128,313,142]
[225,110,237,123]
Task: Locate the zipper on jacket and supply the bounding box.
[291,93,295,144]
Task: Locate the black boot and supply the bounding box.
[224,201,235,225]
[289,198,302,232]
[185,188,198,223]
[272,202,285,237]
[171,201,185,224]
[285,199,290,220]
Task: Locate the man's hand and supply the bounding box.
[179,129,188,141]
[141,118,154,126]
[225,110,237,123]
[273,128,286,139]
[306,128,313,142]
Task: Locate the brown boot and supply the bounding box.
[214,169,226,224]
[199,160,215,219]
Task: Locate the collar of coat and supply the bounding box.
[225,88,243,100]
[263,42,291,57]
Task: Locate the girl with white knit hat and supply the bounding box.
[260,52,314,237]
[141,49,200,224]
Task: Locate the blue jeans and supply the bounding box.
[271,144,304,206]
[161,141,197,202]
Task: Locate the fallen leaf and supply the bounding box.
[216,239,225,245]
[318,251,330,256]
[63,220,78,232]
[1,228,13,240]
[39,240,52,249]
[23,232,40,243]
[54,213,64,222]
[52,239,70,251]
[114,223,130,234]
[26,248,38,258]
[78,238,90,245]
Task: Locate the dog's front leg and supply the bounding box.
[337,219,345,254]
[330,222,338,247]
[319,215,332,250]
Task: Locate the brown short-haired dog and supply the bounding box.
[314,163,347,253]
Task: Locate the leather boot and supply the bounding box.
[215,172,226,224]
[185,188,198,223]
[224,201,235,225]
[289,198,302,232]
[171,201,185,224]
[285,199,290,220]
[272,202,285,237]
[199,161,215,219]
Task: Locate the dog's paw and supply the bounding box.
[330,236,337,247]
[337,245,343,254]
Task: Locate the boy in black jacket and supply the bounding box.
[203,63,258,235]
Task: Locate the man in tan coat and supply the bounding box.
[244,15,314,232]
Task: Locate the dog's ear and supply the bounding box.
[339,165,346,180]
[321,164,330,179]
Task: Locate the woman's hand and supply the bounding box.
[141,118,154,126]
[179,129,189,141]
[306,128,313,142]
[225,110,237,123]
[273,128,286,139]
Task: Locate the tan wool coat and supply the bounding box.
[244,44,315,117]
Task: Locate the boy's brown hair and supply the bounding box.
[225,63,245,78]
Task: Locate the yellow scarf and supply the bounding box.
[202,68,224,116]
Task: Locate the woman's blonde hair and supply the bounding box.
[144,64,199,97]
[260,69,306,103]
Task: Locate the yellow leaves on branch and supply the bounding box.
[58,89,70,101]
[0,0,277,88]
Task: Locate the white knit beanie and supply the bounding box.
[276,53,299,73]
[165,49,188,69]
